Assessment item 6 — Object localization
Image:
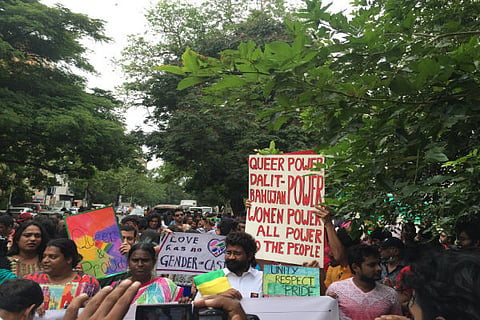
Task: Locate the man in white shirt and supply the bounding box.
[223,232,263,298]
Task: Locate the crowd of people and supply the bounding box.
[0,204,479,320]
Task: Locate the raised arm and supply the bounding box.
[314,205,347,266]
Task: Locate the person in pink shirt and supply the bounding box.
[326,244,402,320]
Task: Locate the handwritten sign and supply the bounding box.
[247,153,325,266]
[64,206,127,278]
[263,265,320,297]
[156,232,226,274]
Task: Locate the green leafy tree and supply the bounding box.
[121,0,315,214]
[159,0,480,230]
[0,0,140,203]
[69,166,173,207]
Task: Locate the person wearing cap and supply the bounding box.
[379,237,406,287]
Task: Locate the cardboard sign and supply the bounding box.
[247,153,325,266]
[263,265,321,297]
[64,206,127,279]
[156,232,226,274]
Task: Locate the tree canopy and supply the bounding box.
[158,0,480,231]
[120,0,317,213]
[0,0,140,204]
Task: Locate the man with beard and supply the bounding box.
[172,209,190,231]
[222,232,263,298]
[378,237,406,287]
[326,244,402,320]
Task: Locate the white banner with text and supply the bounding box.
[156,232,226,274]
[246,153,325,266]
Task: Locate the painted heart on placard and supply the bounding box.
[208,239,226,257]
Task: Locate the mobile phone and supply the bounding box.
[135,303,193,320]
[194,307,228,320]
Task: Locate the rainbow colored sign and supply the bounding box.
[64,206,127,278]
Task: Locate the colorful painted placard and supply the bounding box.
[263,264,321,297]
[64,206,127,278]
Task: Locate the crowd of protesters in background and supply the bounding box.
[1,202,479,319]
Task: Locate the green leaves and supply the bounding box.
[155,65,186,75]
[177,77,204,90]
[425,146,449,163]
[0,0,139,198]
[123,0,480,225]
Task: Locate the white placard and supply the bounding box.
[247,153,325,266]
[156,232,226,274]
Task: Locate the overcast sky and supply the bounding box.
[40,0,351,128]
[39,0,351,167]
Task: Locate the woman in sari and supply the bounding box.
[120,242,183,304]
[7,221,48,277]
[25,238,100,310]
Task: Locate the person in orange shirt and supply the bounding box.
[314,206,359,288]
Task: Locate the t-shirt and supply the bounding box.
[380,261,406,283]
[25,271,99,310]
[326,277,402,320]
[324,265,353,288]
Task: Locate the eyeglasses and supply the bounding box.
[174,214,184,217]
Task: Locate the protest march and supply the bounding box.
[1,152,479,320]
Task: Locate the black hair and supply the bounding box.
[46,238,82,268]
[0,214,14,228]
[0,278,43,313]
[225,232,257,264]
[402,248,480,320]
[218,219,238,236]
[336,227,360,248]
[8,221,48,259]
[121,215,139,226]
[137,217,148,230]
[128,242,156,261]
[146,213,161,223]
[121,224,137,238]
[139,229,160,245]
[347,244,380,274]
[370,227,391,241]
[456,217,480,244]
[34,216,57,240]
